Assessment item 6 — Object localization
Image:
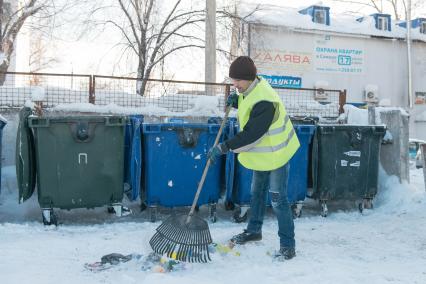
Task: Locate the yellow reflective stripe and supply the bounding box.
[266,116,289,136]
[247,128,296,153]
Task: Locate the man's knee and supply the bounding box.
[270,191,281,207]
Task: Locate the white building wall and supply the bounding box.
[237,23,426,139]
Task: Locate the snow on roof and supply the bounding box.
[238,4,426,42]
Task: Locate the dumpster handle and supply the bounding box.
[169,118,185,124]
[186,106,232,224]
[321,126,335,134]
[28,118,50,128]
[106,117,126,126]
[373,126,386,135]
[143,124,161,133]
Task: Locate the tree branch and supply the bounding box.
[148,44,204,73]
[106,20,139,55]
[117,0,142,50]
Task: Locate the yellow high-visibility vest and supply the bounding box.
[237,78,300,171]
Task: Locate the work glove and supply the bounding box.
[226,90,239,107]
[207,143,228,163]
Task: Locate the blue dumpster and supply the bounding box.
[225,119,316,221]
[123,115,143,201]
[0,118,6,195]
[142,118,223,222]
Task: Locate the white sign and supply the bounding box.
[350,161,361,167]
[314,36,364,74]
[252,49,313,73]
[344,151,361,157]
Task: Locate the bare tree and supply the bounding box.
[0,0,45,83]
[0,0,83,84]
[28,31,58,84]
[88,0,206,95]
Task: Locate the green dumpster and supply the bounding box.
[17,113,126,225]
[312,125,386,216]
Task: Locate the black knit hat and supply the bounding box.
[229,56,257,81]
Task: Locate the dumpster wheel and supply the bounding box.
[358,199,374,214]
[149,206,158,223]
[42,209,57,226]
[107,204,132,217]
[209,203,217,223]
[320,201,328,217]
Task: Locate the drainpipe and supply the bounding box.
[407,0,413,108]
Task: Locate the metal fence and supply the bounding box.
[275,86,346,119]
[0,72,346,118]
[93,75,229,112]
[0,72,91,108]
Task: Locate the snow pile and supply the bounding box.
[52,95,225,118]
[30,86,46,102]
[181,95,223,117]
[1,164,426,283]
[340,104,408,125]
[375,165,425,214]
[341,104,368,125]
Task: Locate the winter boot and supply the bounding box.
[273,247,296,261]
[230,229,262,245]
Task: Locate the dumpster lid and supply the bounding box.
[16,107,36,203]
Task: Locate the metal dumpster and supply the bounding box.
[142,118,223,222]
[312,124,386,216]
[16,109,126,225]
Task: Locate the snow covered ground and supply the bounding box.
[0,164,425,284]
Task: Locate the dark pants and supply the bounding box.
[246,163,295,248]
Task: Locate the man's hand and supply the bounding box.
[207,143,228,163]
[226,90,238,107]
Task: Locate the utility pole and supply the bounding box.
[407,0,413,108]
[205,0,216,95]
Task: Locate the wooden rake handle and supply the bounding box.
[186,106,232,224]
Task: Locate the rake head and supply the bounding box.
[149,213,213,263]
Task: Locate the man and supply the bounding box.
[208,56,300,260]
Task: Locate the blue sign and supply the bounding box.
[259,74,302,88]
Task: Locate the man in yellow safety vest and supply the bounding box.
[208,56,300,260]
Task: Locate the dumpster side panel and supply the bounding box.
[16,107,36,203]
[124,116,143,201]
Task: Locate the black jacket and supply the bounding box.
[224,100,275,151]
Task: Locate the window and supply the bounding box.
[377,16,389,31]
[409,143,418,159]
[314,10,326,24]
[420,21,426,34]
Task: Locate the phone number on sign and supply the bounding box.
[338,67,362,73]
